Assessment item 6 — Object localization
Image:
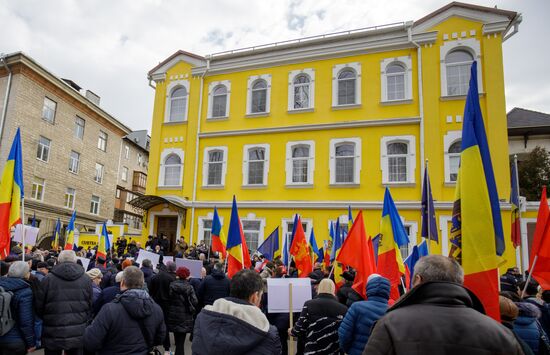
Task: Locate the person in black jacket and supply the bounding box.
[197,262,230,307]
[0,261,36,355]
[167,267,198,355]
[150,260,176,352]
[290,278,348,354]
[36,250,92,355]
[364,255,525,355]
[93,271,122,315]
[140,259,154,289]
[84,266,166,355]
[192,269,281,354]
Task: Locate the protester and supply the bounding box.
[150,260,177,353]
[86,268,103,304]
[363,255,525,354]
[93,271,123,315]
[197,262,230,307]
[514,301,548,354]
[192,269,281,354]
[339,274,391,355]
[167,267,198,355]
[290,278,348,355]
[140,259,154,289]
[0,261,36,355]
[32,261,49,282]
[521,280,550,337]
[36,250,92,355]
[84,266,165,355]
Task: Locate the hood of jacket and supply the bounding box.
[197,297,273,354]
[516,301,541,321]
[170,279,191,294]
[51,261,85,281]
[141,266,154,278]
[388,281,485,314]
[117,288,155,320]
[366,276,391,301]
[0,277,30,292]
[211,268,226,280]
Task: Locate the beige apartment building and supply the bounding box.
[0,52,147,245]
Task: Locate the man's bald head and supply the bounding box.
[412,255,464,287]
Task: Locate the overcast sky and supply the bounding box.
[2,0,548,132]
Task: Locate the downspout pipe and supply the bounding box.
[0,54,13,149]
[407,22,425,177]
[189,57,210,244]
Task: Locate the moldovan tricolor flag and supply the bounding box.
[0,128,24,259]
[211,207,227,257]
[97,222,110,259]
[64,211,77,250]
[348,206,354,230]
[290,216,313,277]
[52,218,61,250]
[510,161,521,248]
[226,196,251,278]
[450,62,504,321]
[378,187,409,301]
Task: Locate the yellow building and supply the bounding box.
[133,2,522,269]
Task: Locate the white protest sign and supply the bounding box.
[77,257,90,271]
[267,278,312,313]
[175,258,203,278]
[135,249,161,269]
[13,225,40,246]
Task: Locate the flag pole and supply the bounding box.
[21,196,26,262]
[425,159,431,255]
[522,255,538,297]
[514,154,523,273]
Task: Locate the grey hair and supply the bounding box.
[413,255,464,284]
[141,259,152,268]
[8,261,30,278]
[122,266,144,289]
[58,250,77,263]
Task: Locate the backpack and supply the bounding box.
[0,286,15,336]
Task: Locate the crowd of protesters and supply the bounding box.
[0,236,549,355]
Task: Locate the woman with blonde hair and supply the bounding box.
[290,278,348,354]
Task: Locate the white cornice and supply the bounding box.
[149,54,205,78]
[482,21,510,35]
[151,73,166,82]
[198,117,421,138]
[413,7,512,34]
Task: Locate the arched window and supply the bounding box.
[251,80,267,113]
[169,87,187,122]
[163,154,182,186]
[388,142,408,182]
[337,69,356,105]
[448,140,462,182]
[335,143,355,183]
[445,50,474,96]
[293,74,311,109]
[247,147,266,185]
[386,63,406,101]
[291,145,310,183]
[212,85,228,118]
[207,150,224,185]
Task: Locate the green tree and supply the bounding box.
[517,146,550,200]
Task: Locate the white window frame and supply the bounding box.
[197,212,225,243]
[31,178,45,201]
[69,150,80,174]
[329,138,361,185]
[36,136,51,162]
[328,215,351,236]
[400,220,418,260]
[202,146,228,187]
[240,214,266,252]
[444,130,462,184]
[74,116,85,139]
[246,75,271,115]
[98,131,108,152]
[138,153,143,166]
[164,80,190,123]
[90,195,101,215]
[440,38,483,97]
[42,97,57,123]
[207,80,231,119]
[158,148,184,188]
[282,217,313,245]
[124,145,130,159]
[94,163,104,184]
[381,56,413,102]
[242,144,270,186]
[65,187,76,209]
[332,62,361,107]
[288,69,315,111]
[381,135,416,184]
[121,166,129,182]
[285,140,315,186]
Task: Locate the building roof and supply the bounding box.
[148,50,205,76]
[415,1,517,27]
[508,108,550,136]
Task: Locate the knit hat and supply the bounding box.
[176,267,190,280]
[86,268,102,280]
[122,259,133,270]
[115,271,124,283]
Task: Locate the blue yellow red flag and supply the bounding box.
[97,222,110,259]
[52,218,61,249]
[64,211,77,251]
[211,207,227,257]
[348,206,354,231]
[226,196,251,278]
[309,228,323,263]
[510,161,521,248]
[0,128,24,258]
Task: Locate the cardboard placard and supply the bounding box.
[135,249,161,269]
[13,225,39,246]
[267,278,312,313]
[76,257,91,271]
[175,258,203,279]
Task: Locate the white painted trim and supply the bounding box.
[246,75,272,115]
[285,140,315,185]
[242,144,270,186]
[380,56,413,102]
[329,138,362,185]
[197,212,225,243]
[207,80,231,119]
[282,217,313,242]
[148,210,182,240]
[332,62,361,106]
[149,54,205,79]
[241,213,266,247]
[90,194,101,216]
[403,220,419,258]
[165,80,190,123]
[288,69,315,111]
[202,146,228,187]
[443,130,462,183]
[440,38,483,96]
[381,135,416,184]
[439,215,452,256]
[159,148,184,188]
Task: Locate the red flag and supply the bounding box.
[530,187,550,289]
[289,217,313,277]
[337,211,376,299]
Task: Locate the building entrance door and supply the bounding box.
[156,216,178,254]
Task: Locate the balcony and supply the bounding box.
[132,171,147,194]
